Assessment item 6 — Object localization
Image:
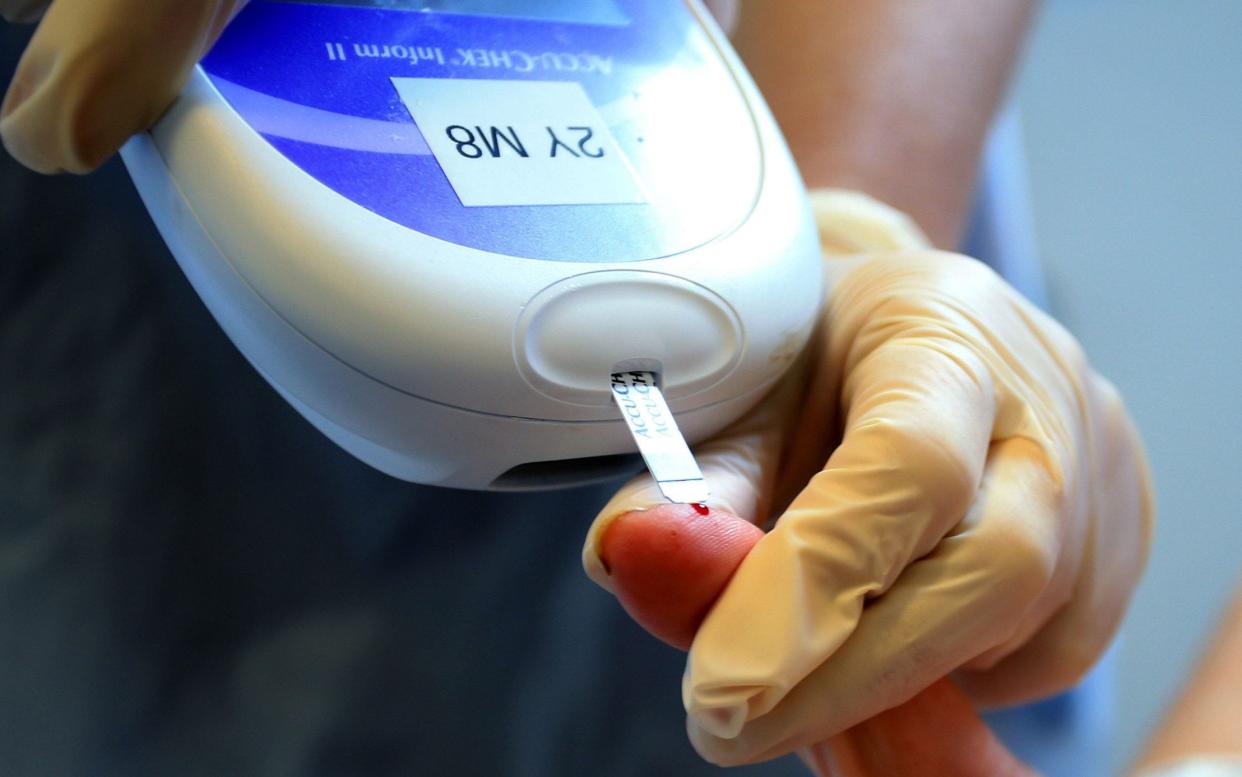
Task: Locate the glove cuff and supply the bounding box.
[807,188,932,255]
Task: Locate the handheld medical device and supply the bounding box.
[122,0,822,490]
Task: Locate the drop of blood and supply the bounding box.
[692,503,710,516]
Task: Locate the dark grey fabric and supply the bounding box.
[0,25,804,777]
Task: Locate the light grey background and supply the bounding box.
[1016,1,1242,773]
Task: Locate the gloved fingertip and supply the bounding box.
[0,89,24,126]
[0,53,101,174]
[1,30,55,127]
[0,111,61,175]
[685,706,763,767]
[690,703,749,740]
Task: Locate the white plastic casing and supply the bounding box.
[121,2,823,490]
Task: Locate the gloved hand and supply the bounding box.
[598,503,1036,776]
[1,0,246,173]
[583,190,1154,767]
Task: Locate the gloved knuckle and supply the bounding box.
[1092,373,1130,432]
[689,728,761,767]
[1036,638,1104,696]
[860,253,1007,335]
[1083,372,1143,478]
[1062,331,1092,379]
[923,457,979,518]
[919,251,1003,291]
[881,420,980,511]
[978,518,1057,606]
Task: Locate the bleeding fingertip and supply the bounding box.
[600,504,762,650]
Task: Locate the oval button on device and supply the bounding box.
[515,271,743,408]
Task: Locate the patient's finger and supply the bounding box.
[598,504,762,649]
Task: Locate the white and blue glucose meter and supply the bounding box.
[121,0,823,490]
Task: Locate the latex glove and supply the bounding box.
[583,190,1154,766]
[597,504,1035,776]
[1,0,247,173]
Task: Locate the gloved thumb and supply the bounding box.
[585,465,1031,777]
[1,0,247,173]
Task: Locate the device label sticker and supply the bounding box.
[391,78,647,207]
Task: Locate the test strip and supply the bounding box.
[609,371,709,505]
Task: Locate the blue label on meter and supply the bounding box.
[201,0,762,262]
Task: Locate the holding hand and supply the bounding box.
[1,0,247,173]
[584,192,1153,770]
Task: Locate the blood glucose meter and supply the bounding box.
[121,0,823,490]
